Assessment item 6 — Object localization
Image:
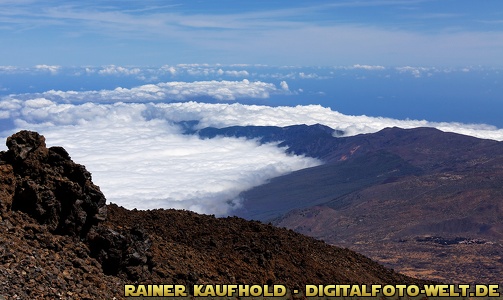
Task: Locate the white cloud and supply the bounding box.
[299,72,318,79]
[7,79,287,103]
[34,64,60,74]
[85,67,96,74]
[185,67,215,76]
[213,69,251,77]
[98,65,141,76]
[351,64,386,70]
[224,70,250,77]
[0,99,22,110]
[280,81,289,91]
[177,63,212,67]
[0,100,320,215]
[0,110,10,119]
[0,66,20,73]
[160,65,177,75]
[8,96,502,141]
[395,66,434,78]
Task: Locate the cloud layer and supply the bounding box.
[146,102,503,141]
[6,79,286,103]
[2,81,503,215]
[4,98,503,141]
[0,99,321,215]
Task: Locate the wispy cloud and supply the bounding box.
[1,1,502,66]
[0,65,20,73]
[478,19,503,25]
[412,13,466,19]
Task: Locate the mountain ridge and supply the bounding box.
[194,124,503,283]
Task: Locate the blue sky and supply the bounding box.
[1,0,503,66]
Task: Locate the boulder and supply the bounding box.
[1,130,107,237]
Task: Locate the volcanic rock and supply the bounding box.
[2,131,107,237]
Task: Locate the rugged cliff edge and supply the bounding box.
[0,131,428,299]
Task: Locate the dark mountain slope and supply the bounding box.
[319,127,502,171]
[233,150,422,221]
[198,124,503,283]
[229,126,503,220]
[195,125,502,170]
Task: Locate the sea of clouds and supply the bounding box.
[1,79,503,215]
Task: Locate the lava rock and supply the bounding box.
[86,226,153,282]
[1,130,107,237]
[0,163,15,214]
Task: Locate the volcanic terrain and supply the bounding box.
[198,124,503,284]
[0,130,431,299]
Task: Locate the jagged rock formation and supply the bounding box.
[2,130,107,236]
[0,131,431,299]
[0,131,152,298]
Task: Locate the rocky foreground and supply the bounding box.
[0,131,429,299]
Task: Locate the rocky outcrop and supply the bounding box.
[0,131,153,298]
[86,225,153,281]
[1,130,106,237]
